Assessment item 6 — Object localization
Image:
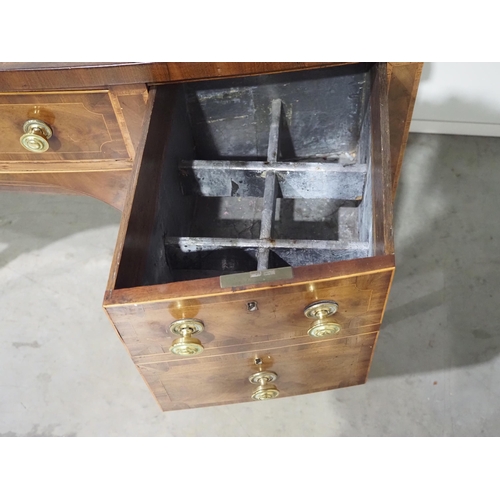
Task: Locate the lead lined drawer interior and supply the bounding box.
[115,63,384,289]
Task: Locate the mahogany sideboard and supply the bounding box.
[0,62,422,410]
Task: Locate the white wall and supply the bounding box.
[410,63,500,137]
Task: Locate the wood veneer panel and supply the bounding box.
[0,62,348,92]
[387,62,423,197]
[108,85,149,155]
[137,333,378,411]
[0,63,171,92]
[371,63,394,256]
[106,266,394,355]
[0,169,132,210]
[0,91,129,162]
[166,62,351,82]
[105,86,177,293]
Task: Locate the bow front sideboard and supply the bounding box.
[0,62,422,410]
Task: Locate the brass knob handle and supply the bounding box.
[169,319,204,356]
[249,371,280,400]
[20,119,53,153]
[304,300,341,338]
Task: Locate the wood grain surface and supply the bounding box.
[370,63,394,256]
[104,86,178,294]
[106,266,394,356]
[387,63,424,197]
[0,85,148,208]
[137,332,377,411]
[108,85,149,159]
[0,62,349,92]
[0,169,132,210]
[0,91,129,162]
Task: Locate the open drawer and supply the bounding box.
[104,62,394,409]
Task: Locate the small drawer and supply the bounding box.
[0,90,142,164]
[104,63,394,410]
[136,332,378,411]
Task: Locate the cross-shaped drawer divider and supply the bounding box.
[165,98,370,276]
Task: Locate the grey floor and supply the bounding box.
[1,132,499,436]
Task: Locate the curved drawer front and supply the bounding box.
[107,266,393,357]
[0,91,129,162]
[136,333,378,411]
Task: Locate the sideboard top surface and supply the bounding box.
[0,62,351,92]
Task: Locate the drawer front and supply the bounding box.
[0,91,129,162]
[107,266,393,357]
[136,332,377,411]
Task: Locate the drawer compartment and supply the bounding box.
[136,333,378,411]
[0,91,136,163]
[104,63,393,410]
[112,63,392,289]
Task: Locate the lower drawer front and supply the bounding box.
[136,333,377,411]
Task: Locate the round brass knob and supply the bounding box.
[249,371,279,400]
[169,318,205,356]
[304,300,341,338]
[20,119,53,153]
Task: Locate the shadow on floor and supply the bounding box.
[0,192,121,269]
[3,134,500,380]
[371,132,500,377]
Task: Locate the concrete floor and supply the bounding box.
[1,132,499,436]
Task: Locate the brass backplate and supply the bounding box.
[220,267,293,288]
[252,384,280,400]
[304,300,339,319]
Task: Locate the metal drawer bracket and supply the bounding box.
[220,266,293,288]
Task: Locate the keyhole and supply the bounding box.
[247,301,258,312]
